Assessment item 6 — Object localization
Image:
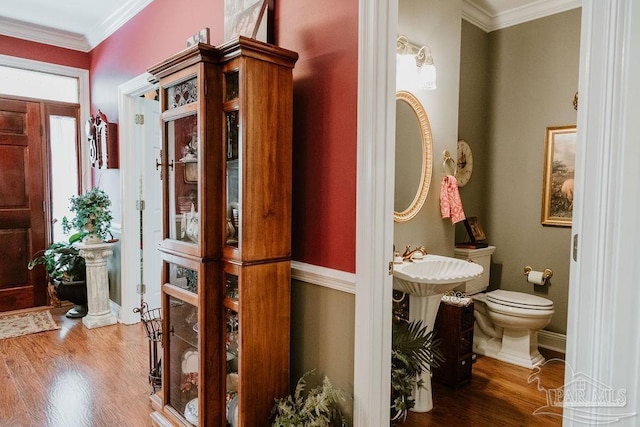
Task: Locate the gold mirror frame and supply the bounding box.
[394,91,433,222]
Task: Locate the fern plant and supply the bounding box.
[272,370,348,427]
[391,319,445,424]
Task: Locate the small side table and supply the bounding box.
[77,242,117,329]
[432,300,475,388]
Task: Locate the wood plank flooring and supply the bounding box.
[400,348,565,427]
[0,306,153,427]
[0,307,565,427]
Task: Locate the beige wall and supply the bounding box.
[394,0,462,257]
[459,9,581,334]
[290,280,355,418]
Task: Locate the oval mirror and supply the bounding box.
[394,91,433,222]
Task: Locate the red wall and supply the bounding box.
[278,1,358,273]
[2,0,358,273]
[0,35,90,69]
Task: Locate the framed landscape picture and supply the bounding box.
[224,0,274,43]
[541,126,577,227]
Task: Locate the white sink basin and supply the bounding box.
[393,254,483,296]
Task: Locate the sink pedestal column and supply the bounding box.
[408,293,445,412]
[77,242,117,329]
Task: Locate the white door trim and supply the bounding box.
[354,0,397,425]
[564,1,640,424]
[117,73,156,325]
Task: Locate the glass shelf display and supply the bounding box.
[225,272,238,301]
[168,263,198,295]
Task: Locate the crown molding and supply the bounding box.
[0,16,90,52]
[462,0,582,33]
[0,0,152,52]
[85,0,152,49]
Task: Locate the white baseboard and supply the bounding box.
[291,261,356,294]
[538,329,566,354]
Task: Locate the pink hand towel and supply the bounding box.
[440,175,466,224]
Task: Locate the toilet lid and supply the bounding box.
[487,289,553,309]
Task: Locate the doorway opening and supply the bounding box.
[118,74,163,324]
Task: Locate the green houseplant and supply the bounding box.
[28,232,87,318]
[62,187,113,243]
[391,319,445,424]
[271,370,349,427]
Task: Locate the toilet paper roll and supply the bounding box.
[527,270,545,286]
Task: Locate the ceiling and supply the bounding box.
[0,0,581,52]
[0,0,152,52]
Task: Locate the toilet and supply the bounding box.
[453,246,554,369]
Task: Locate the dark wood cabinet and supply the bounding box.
[147,37,297,427]
[433,301,475,388]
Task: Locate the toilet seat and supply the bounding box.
[486,289,553,310]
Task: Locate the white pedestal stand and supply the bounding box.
[77,242,117,329]
[408,293,444,412]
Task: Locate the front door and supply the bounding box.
[0,98,47,311]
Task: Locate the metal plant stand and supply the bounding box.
[134,303,162,393]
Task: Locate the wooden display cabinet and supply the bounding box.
[148,38,298,426]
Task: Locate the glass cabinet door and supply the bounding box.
[166,113,199,246]
[162,75,201,251]
[165,262,199,424]
[224,70,240,250]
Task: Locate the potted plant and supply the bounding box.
[391,318,445,424]
[28,232,88,318]
[62,187,113,243]
[271,370,349,427]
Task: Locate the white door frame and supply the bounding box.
[117,73,156,325]
[353,0,397,425]
[563,1,640,424]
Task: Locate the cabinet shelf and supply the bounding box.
[224,297,239,312]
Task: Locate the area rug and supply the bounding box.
[0,310,60,340]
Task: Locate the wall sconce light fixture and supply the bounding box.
[396,35,437,90]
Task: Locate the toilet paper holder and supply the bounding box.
[523,265,553,285]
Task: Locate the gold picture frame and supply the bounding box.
[541,126,576,227]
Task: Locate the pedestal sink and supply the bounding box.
[393,254,483,412]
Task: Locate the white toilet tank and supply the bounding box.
[453,246,496,295]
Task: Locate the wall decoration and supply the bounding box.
[455,139,473,187]
[224,0,274,43]
[541,126,576,226]
[87,110,118,169]
[187,28,210,47]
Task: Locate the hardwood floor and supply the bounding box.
[400,348,565,427]
[0,306,153,427]
[0,307,565,427]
